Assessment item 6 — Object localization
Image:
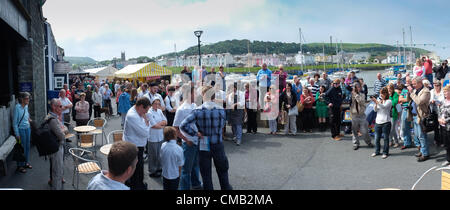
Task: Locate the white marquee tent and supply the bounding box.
[84,66,118,81]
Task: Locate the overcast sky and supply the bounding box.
[43,0,450,61]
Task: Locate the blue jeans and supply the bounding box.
[17,128,31,167]
[269,120,277,133]
[375,122,391,155]
[199,142,232,190]
[231,124,243,144]
[179,142,202,190]
[401,109,412,147]
[426,74,433,88]
[413,116,429,156]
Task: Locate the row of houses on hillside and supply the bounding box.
[156,51,379,67]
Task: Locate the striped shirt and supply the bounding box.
[374,78,387,96]
[307,83,320,96]
[180,102,226,144]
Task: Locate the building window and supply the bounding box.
[54,77,64,89]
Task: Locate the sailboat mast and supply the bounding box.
[397,41,400,65]
[335,38,339,71]
[403,28,406,65]
[323,42,326,72]
[299,28,303,72]
[410,26,413,70]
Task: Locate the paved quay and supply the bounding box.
[0,111,446,190]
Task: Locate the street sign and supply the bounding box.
[19,82,32,92]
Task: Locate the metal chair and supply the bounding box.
[87,118,107,146]
[107,130,124,144]
[64,133,76,158]
[68,148,102,190]
[78,133,96,157]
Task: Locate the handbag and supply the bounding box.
[288,106,299,116]
[421,107,436,133]
[12,140,26,162]
[13,110,26,162]
[278,102,288,125]
[297,101,304,113]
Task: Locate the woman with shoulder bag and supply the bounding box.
[13,92,32,173]
[438,85,450,166]
[280,83,298,135]
[430,79,445,146]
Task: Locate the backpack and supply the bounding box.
[31,117,60,156]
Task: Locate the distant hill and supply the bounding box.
[158,39,430,58]
[65,56,97,65]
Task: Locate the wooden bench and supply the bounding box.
[0,136,16,176]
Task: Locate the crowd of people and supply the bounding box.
[10,56,450,190]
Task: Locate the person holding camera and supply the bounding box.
[434,60,448,82]
[371,87,392,159]
[407,76,431,162]
[350,82,373,150]
[422,56,433,88]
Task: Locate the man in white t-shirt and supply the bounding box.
[173,84,202,190]
[58,89,72,125]
[123,97,151,190]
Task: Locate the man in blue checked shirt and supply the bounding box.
[180,85,233,190]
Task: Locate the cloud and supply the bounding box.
[43,0,450,60]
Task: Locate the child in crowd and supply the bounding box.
[160,127,184,190]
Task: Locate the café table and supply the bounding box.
[100,143,112,155]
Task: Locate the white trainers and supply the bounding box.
[441,161,450,167]
[382,154,388,159]
[371,153,378,157]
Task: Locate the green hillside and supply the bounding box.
[65,56,97,65]
[158,40,429,58]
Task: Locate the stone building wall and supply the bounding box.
[16,1,46,124]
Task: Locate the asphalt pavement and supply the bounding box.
[0,102,446,190]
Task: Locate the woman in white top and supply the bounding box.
[264,85,279,134]
[413,58,425,78]
[75,93,90,126]
[147,98,167,177]
[93,87,103,118]
[431,79,445,146]
[371,87,392,159]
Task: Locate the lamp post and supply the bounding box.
[194,30,203,66]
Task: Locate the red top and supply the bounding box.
[300,93,315,109]
[66,90,72,102]
[424,59,433,75]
